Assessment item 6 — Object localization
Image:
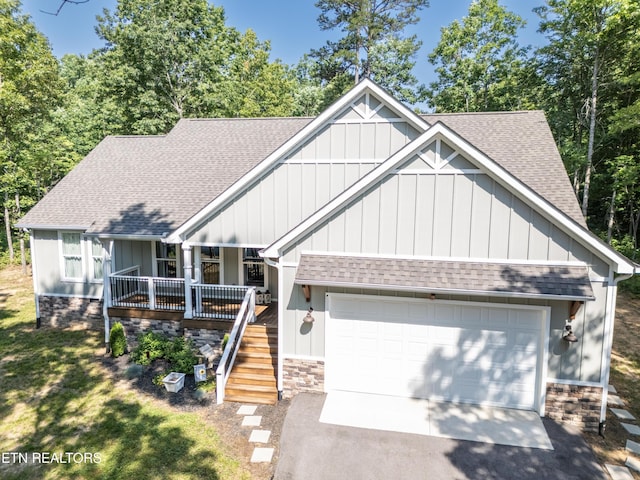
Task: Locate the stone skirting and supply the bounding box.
[545,383,602,432]
[38,295,103,331]
[282,357,325,398]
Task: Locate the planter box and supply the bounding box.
[162,372,186,393]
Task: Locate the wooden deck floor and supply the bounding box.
[254,302,277,327]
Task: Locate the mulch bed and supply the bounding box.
[100,352,291,480]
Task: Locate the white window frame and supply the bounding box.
[195,246,224,284]
[58,231,85,282]
[152,242,181,278]
[239,247,268,289]
[88,237,104,283]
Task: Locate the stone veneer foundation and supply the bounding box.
[282,358,325,398]
[545,383,602,432]
[38,295,103,330]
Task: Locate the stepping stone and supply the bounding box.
[249,430,271,443]
[251,447,274,463]
[626,440,640,455]
[609,384,618,394]
[611,408,636,420]
[237,405,257,415]
[241,415,262,427]
[622,423,640,435]
[609,395,625,407]
[606,464,634,480]
[626,456,640,473]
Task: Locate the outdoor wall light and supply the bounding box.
[303,308,315,323]
[563,320,578,343]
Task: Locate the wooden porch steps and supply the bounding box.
[224,324,278,405]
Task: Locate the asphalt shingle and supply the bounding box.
[295,254,595,300]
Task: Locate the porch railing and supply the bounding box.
[191,284,250,319]
[109,269,251,320]
[216,287,256,404]
[109,268,185,311]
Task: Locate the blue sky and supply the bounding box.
[22,0,546,86]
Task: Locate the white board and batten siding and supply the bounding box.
[185,99,419,246]
[325,294,549,412]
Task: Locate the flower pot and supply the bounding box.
[162,372,186,393]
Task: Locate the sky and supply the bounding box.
[21,0,547,87]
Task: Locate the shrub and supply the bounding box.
[131,331,170,365]
[166,337,198,374]
[221,333,230,351]
[109,322,127,357]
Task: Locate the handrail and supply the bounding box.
[110,265,141,277]
[216,287,256,404]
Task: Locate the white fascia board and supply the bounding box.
[87,233,168,241]
[16,224,91,231]
[166,79,429,244]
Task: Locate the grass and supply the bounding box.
[0,267,250,480]
[583,292,640,478]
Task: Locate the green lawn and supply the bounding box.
[0,267,249,480]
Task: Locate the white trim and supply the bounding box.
[277,257,285,393]
[280,261,299,268]
[166,79,429,243]
[331,118,408,124]
[39,293,101,300]
[298,250,591,268]
[90,233,168,241]
[17,224,90,231]
[545,378,604,389]
[283,158,382,165]
[325,292,549,414]
[28,231,40,321]
[262,122,635,273]
[281,354,326,362]
[392,169,485,175]
[188,241,269,249]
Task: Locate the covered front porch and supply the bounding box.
[106,265,277,327]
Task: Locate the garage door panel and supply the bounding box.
[327,296,543,410]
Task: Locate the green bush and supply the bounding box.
[131,331,170,365]
[166,337,198,374]
[109,322,127,357]
[130,331,197,373]
[221,333,230,351]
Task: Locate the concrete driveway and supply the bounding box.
[274,393,607,480]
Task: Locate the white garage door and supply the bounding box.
[326,294,545,410]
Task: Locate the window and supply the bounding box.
[60,232,83,280]
[156,243,178,278]
[242,248,265,288]
[200,246,221,284]
[90,238,104,281]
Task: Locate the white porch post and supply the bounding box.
[183,244,193,319]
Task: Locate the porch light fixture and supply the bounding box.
[303,308,315,323]
[563,321,578,343]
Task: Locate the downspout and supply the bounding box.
[26,229,40,328]
[263,255,284,401]
[599,270,634,436]
[103,240,114,354]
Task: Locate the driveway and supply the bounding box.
[274,393,607,480]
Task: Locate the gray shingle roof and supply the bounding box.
[18,118,312,235]
[18,109,585,236]
[295,254,595,300]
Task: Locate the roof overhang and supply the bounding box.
[294,254,596,302]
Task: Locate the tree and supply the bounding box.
[0,0,62,261]
[426,0,530,112]
[95,0,234,134]
[310,0,429,104]
[535,0,620,219]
